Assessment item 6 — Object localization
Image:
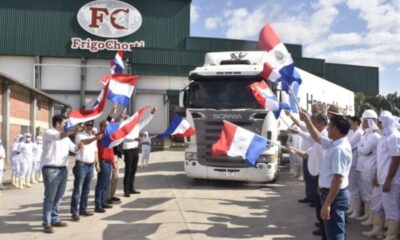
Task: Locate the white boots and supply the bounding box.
[31,174,38,184]
[11,175,16,186]
[18,177,25,189]
[347,197,362,217]
[362,208,373,226]
[357,202,370,221]
[362,213,384,238]
[383,220,399,240]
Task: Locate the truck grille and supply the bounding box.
[192,113,264,167]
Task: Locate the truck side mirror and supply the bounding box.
[179,89,186,108]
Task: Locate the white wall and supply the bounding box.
[0,56,34,85]
[86,59,109,91]
[135,93,167,133]
[137,75,188,90]
[41,58,81,90]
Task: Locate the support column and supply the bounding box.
[48,100,54,127]
[30,93,37,138]
[80,57,87,109]
[2,80,10,162]
[34,56,42,89]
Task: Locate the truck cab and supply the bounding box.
[180,51,280,182]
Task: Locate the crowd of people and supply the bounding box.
[0,106,156,234]
[285,103,400,240]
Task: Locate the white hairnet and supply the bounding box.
[379,111,396,136]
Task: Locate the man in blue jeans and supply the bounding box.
[301,111,352,240]
[41,115,83,234]
[70,120,99,221]
[94,120,115,213]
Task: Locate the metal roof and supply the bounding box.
[0,72,70,107]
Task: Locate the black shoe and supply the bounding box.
[298,198,311,203]
[111,197,121,202]
[102,204,113,209]
[43,226,54,234]
[309,203,316,207]
[315,222,321,228]
[95,208,105,213]
[312,228,323,236]
[79,211,94,216]
[130,190,141,194]
[52,221,68,227]
[106,200,114,205]
[124,193,130,197]
[72,214,80,222]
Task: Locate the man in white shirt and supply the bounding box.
[70,120,99,221]
[41,115,83,234]
[287,112,328,238]
[300,111,352,240]
[122,107,156,197]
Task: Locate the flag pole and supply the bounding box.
[266,139,284,148]
[287,83,301,112]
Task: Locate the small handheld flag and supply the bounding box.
[211,121,268,167]
[102,106,151,148]
[248,80,279,112]
[98,74,139,107]
[66,81,110,130]
[156,114,195,138]
[258,23,302,86]
[111,51,124,74]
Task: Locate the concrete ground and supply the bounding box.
[0,151,370,240]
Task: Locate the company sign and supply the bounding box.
[77,0,142,38]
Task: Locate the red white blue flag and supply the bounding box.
[96,74,139,107]
[211,121,268,167]
[156,114,195,138]
[111,51,124,74]
[101,106,151,148]
[66,82,109,129]
[258,23,302,87]
[248,80,279,111]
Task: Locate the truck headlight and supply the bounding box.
[185,152,198,160]
[258,155,277,163]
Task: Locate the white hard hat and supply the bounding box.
[362,109,378,119]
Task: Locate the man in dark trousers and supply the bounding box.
[122,107,156,197]
[300,111,352,240]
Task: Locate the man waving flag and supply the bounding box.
[102,106,153,148]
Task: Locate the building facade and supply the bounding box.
[0,0,379,135]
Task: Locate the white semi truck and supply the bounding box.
[180,51,354,182]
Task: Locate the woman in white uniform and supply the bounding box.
[346,116,363,217]
[11,134,22,188]
[355,109,380,226]
[18,133,34,188]
[140,132,151,167]
[32,136,43,182]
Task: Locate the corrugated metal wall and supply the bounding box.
[325,63,379,95]
[0,0,191,57]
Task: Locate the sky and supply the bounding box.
[190,0,400,96]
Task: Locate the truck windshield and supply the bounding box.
[187,76,267,109]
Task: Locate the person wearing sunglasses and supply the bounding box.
[70,120,99,221]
